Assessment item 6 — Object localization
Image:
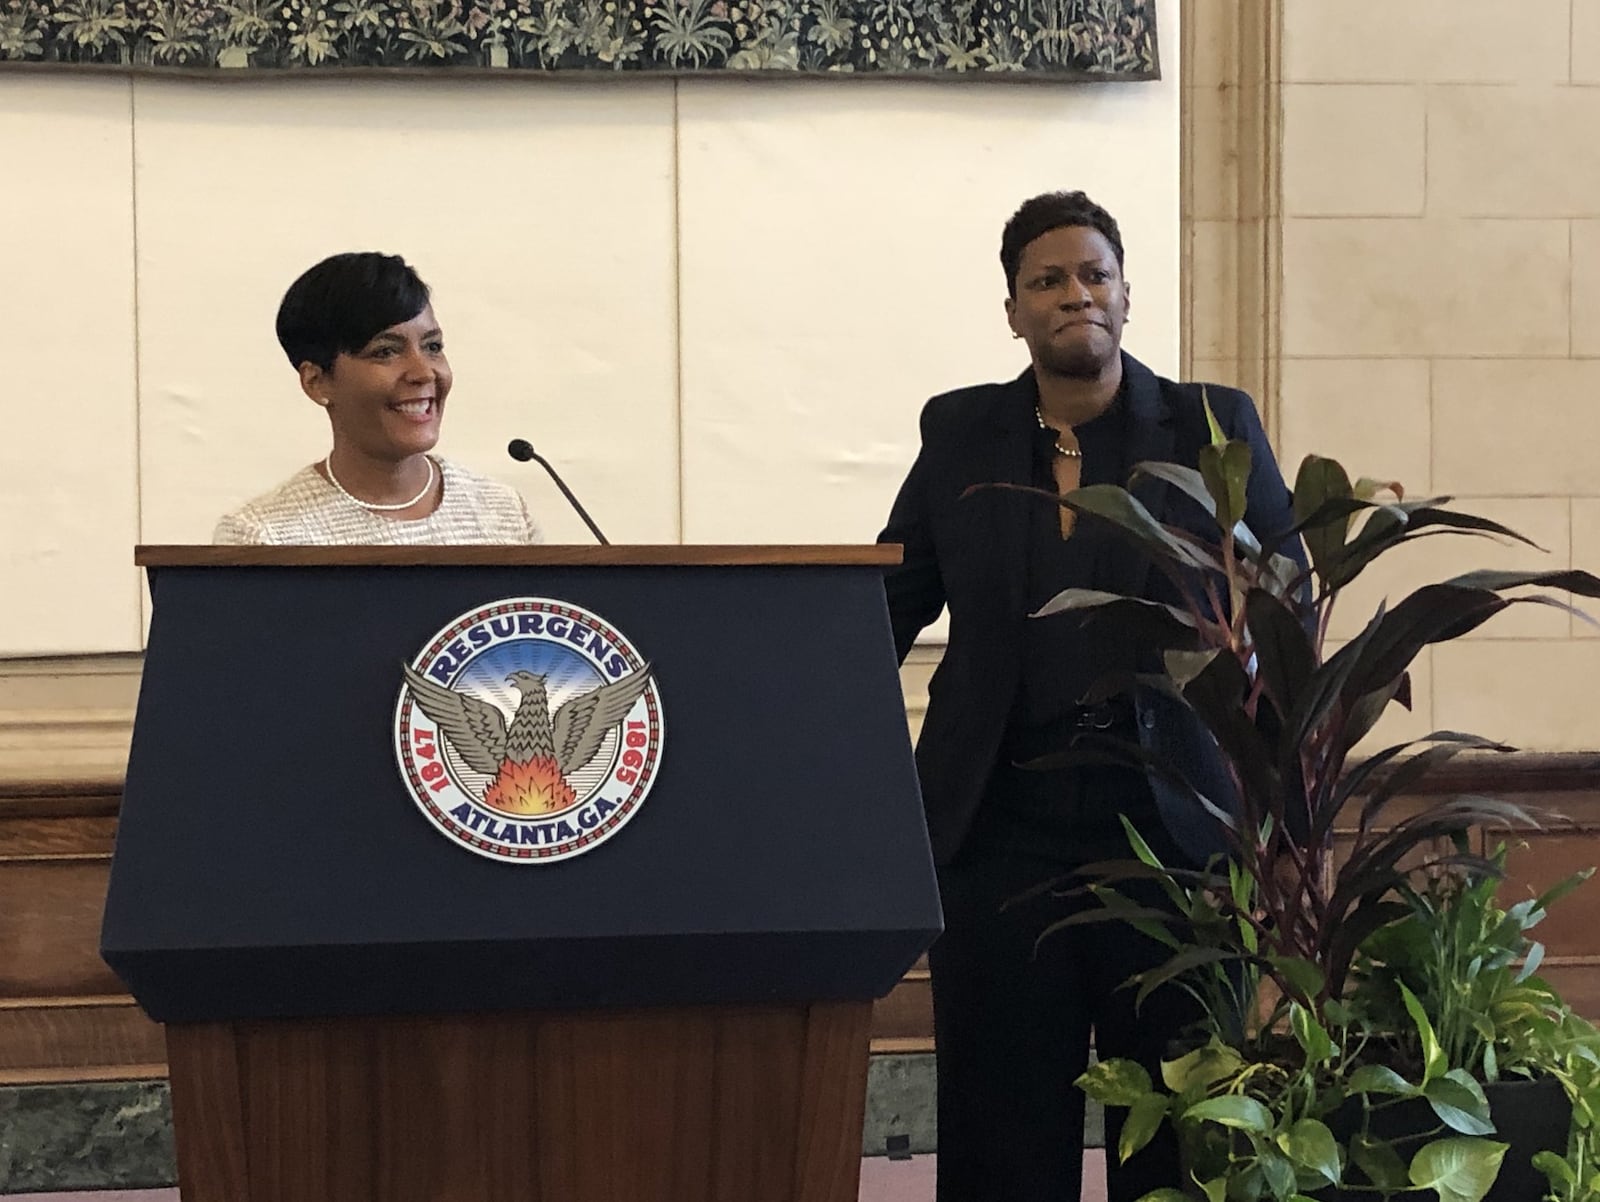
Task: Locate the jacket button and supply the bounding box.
[1139,710,1156,730]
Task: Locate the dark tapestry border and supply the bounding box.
[0,0,1158,80]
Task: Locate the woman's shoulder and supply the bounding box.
[435,458,543,544]
[436,457,521,501]
[212,465,332,544]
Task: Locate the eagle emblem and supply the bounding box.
[401,662,654,815]
[393,597,665,863]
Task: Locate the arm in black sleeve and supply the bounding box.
[876,405,946,666]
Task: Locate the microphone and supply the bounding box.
[506,439,610,545]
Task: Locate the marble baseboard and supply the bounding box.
[0,1054,1104,1190]
[863,1053,1105,1158]
[0,1082,174,1194]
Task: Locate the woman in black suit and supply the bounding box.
[877,191,1302,1202]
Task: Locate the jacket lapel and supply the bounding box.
[979,356,1176,615]
[983,369,1039,620]
[1109,352,1177,602]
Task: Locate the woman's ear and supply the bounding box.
[298,361,330,407]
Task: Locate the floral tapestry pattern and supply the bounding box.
[0,0,1157,78]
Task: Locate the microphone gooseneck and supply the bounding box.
[505,439,609,545]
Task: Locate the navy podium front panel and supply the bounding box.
[101,561,942,1023]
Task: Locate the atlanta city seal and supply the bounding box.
[393,597,664,862]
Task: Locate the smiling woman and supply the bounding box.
[213,252,542,546]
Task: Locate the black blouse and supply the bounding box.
[971,383,1171,862]
[1011,385,1143,739]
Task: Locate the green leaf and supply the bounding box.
[1325,505,1530,591]
[1290,1003,1336,1067]
[1246,588,1316,724]
[1199,438,1252,530]
[1077,1058,1153,1106]
[1350,1132,1409,1190]
[1292,454,1354,585]
[1407,1138,1509,1202]
[1233,1162,1268,1202]
[1165,648,1219,689]
[1129,460,1264,551]
[1183,1094,1274,1133]
[1533,1150,1577,1189]
[1259,1148,1297,1200]
[1197,1177,1228,1202]
[1031,590,1200,652]
[1162,1041,1245,1095]
[1401,981,1447,1083]
[1266,956,1324,1002]
[1424,1071,1495,1136]
[1131,1191,1191,1202]
[1179,649,1277,813]
[1444,567,1600,599]
[974,482,1218,572]
[1343,584,1524,704]
[1278,1118,1341,1186]
[1340,671,1410,754]
[1084,887,1184,950]
[1532,866,1597,914]
[1120,1092,1170,1164]
[1203,390,1228,447]
[1132,946,1245,1011]
[1348,1064,1418,1097]
[1120,815,1169,871]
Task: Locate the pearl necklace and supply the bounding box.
[1034,406,1083,459]
[323,454,437,512]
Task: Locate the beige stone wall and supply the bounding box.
[1180,0,1280,411]
[0,48,1183,661]
[0,10,1185,772]
[1268,1,1599,752]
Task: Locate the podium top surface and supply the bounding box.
[135,544,903,568]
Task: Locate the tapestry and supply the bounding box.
[0,0,1157,78]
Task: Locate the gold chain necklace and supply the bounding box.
[1034,406,1083,459]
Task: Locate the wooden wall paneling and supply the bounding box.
[0,996,164,1082]
[867,954,932,1053]
[0,780,162,1083]
[0,860,125,997]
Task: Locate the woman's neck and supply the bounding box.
[1034,356,1123,428]
[320,448,437,509]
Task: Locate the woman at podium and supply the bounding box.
[214,252,541,545]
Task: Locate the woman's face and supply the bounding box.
[1004,225,1130,381]
[300,305,452,463]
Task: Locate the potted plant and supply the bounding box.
[999,405,1600,1202]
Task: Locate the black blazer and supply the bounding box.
[877,353,1302,868]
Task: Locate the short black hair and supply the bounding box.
[275,252,432,370]
[999,191,1125,297]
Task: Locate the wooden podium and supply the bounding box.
[102,547,941,1202]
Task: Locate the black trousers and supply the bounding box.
[928,768,1203,1202]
